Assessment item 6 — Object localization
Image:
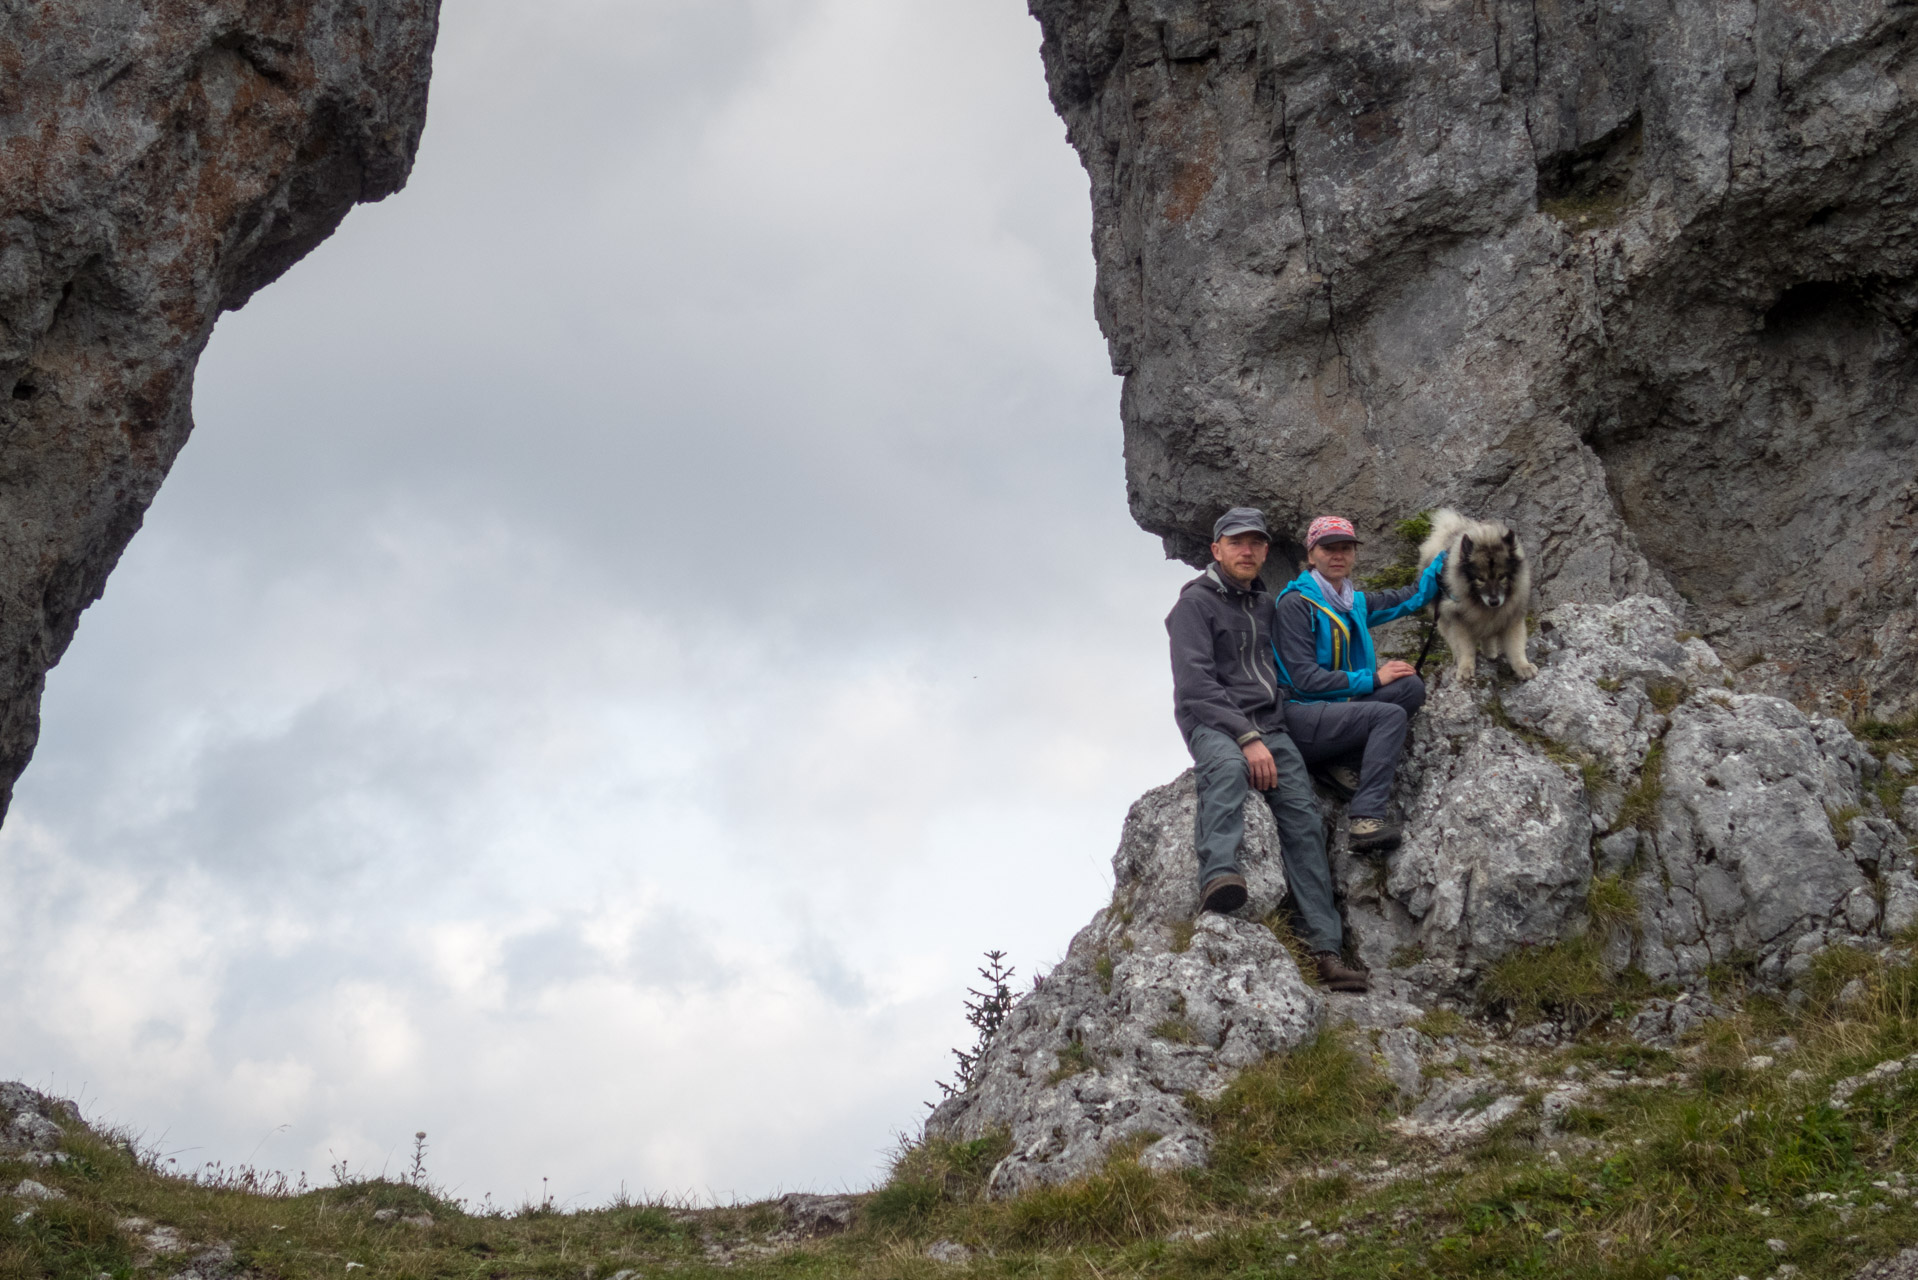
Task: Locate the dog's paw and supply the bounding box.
[1453,658,1478,682]
[1511,658,1539,680]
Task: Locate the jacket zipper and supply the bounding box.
[1241,594,1276,705]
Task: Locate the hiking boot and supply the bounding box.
[1347,816,1403,854]
[1200,873,1248,914]
[1313,764,1360,801]
[1315,951,1371,993]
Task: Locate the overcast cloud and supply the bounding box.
[0,0,1198,1205]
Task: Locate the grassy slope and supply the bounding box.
[11,946,1918,1280]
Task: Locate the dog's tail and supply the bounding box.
[1418,507,1469,570]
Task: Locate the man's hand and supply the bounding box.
[1242,739,1278,790]
[1376,659,1417,686]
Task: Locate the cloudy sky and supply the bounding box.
[0,0,1201,1207]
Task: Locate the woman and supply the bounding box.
[1273,515,1447,854]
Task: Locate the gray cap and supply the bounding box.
[1212,506,1271,541]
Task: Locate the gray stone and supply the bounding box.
[776,1193,854,1238]
[165,1243,235,1280]
[0,1083,67,1153]
[1856,1246,1918,1280]
[1374,1028,1427,1101]
[1887,753,1914,778]
[925,1240,972,1264]
[1636,694,1875,983]
[1627,996,1722,1049]
[1596,831,1641,880]
[1030,0,1918,716]
[1904,786,1918,836]
[1501,597,1712,778]
[11,1179,62,1201]
[927,774,1321,1196]
[0,0,441,819]
[1348,677,1592,974]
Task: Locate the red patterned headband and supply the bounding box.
[1306,515,1360,549]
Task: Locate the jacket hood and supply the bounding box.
[1195,563,1266,597]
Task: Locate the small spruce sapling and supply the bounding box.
[934,950,1017,1100]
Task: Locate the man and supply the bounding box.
[1275,515,1447,854]
[1166,507,1370,994]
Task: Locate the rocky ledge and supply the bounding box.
[929,595,1918,1192]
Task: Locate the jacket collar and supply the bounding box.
[1205,563,1265,597]
[1279,569,1351,613]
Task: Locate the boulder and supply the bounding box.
[1335,674,1592,982]
[926,775,1321,1196]
[1637,692,1881,983]
[935,594,1915,1181]
[0,1083,67,1153]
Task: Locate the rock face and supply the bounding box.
[1029,0,1918,715]
[938,596,1918,1184]
[0,0,441,817]
[926,775,1322,1195]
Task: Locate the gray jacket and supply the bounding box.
[1166,564,1288,747]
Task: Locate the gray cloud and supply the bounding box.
[0,0,1199,1201]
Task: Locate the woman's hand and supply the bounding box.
[1376,659,1417,686]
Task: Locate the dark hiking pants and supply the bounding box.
[1187,725,1342,954]
[1283,674,1426,819]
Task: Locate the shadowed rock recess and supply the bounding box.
[929,0,1918,1194]
[1028,0,1918,715]
[0,0,441,818]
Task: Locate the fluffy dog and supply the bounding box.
[1417,508,1537,681]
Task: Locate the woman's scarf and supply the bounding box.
[1311,568,1355,615]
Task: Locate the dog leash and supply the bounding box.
[1413,604,1439,678]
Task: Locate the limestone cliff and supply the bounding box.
[0,0,441,817]
[1030,0,1918,714]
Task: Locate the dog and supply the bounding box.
[1417,508,1537,681]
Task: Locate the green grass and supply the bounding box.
[1586,874,1639,934]
[1645,676,1686,714]
[1168,919,1197,954]
[1477,935,1616,1024]
[1612,740,1665,832]
[1150,1017,1200,1044]
[1829,804,1864,849]
[31,952,1918,1280]
[1188,1031,1397,1196]
[1360,511,1434,592]
[1047,1040,1092,1084]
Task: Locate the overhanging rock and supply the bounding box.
[1029,0,1918,714]
[0,0,442,819]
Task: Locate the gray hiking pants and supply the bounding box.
[1283,675,1426,819]
[1187,725,1342,955]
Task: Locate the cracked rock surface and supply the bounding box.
[939,595,1918,1180]
[926,775,1322,1195]
[1030,0,1918,714]
[0,0,441,818]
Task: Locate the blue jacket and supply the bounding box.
[1272,554,1446,702]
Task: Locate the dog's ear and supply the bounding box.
[1460,533,1474,559]
[1503,528,1517,548]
